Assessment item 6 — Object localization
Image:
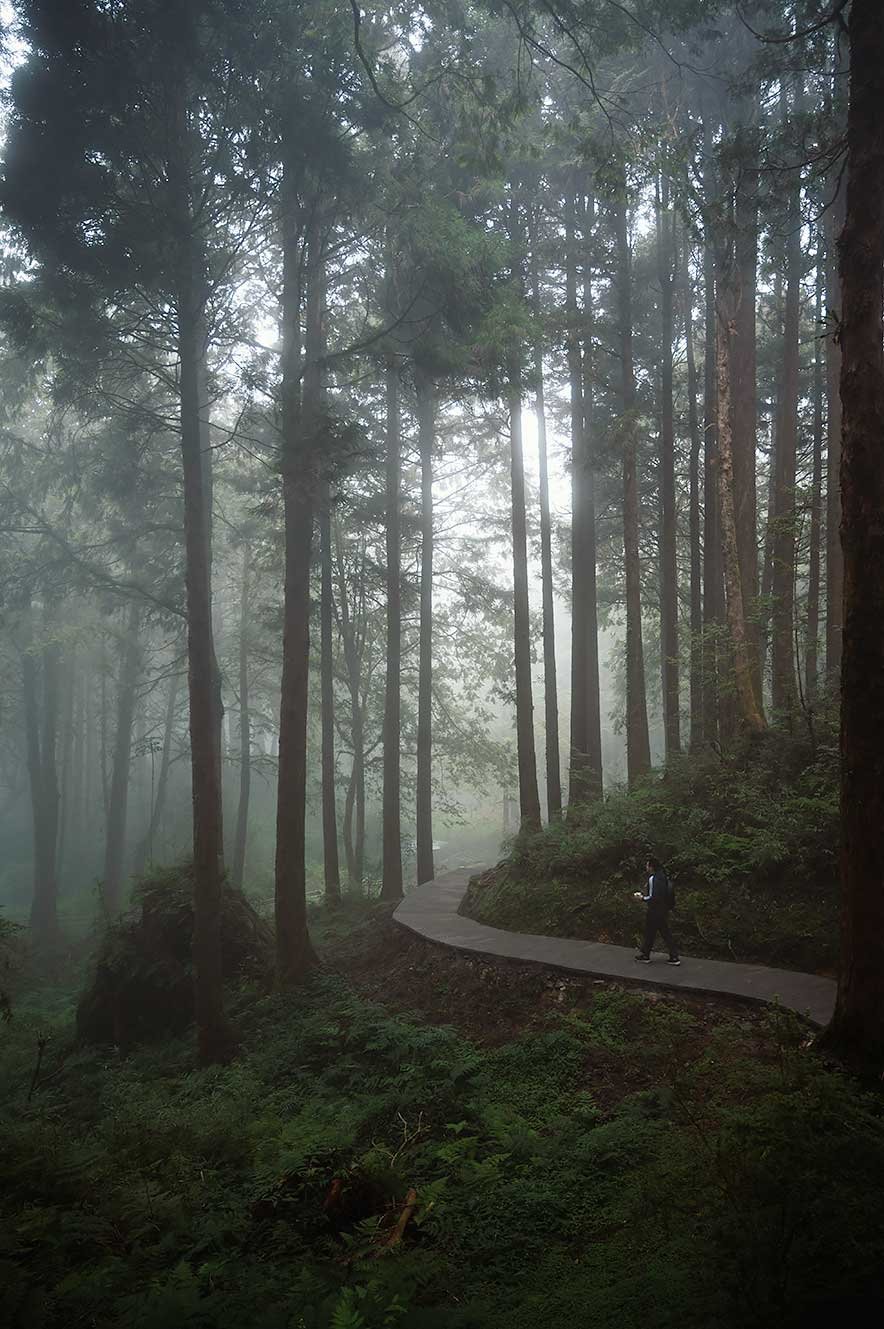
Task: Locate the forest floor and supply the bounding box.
[319,898,787,1049]
[3,895,883,1329]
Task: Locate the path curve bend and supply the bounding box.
[393,867,836,1028]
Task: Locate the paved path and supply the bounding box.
[394,867,837,1027]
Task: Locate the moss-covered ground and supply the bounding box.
[3,890,882,1329]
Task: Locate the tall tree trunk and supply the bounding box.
[197,321,214,570]
[56,647,75,894]
[567,186,602,804]
[181,275,228,1047]
[319,489,341,904]
[275,159,318,975]
[579,189,603,799]
[683,224,704,751]
[770,79,803,721]
[232,548,251,889]
[508,192,542,831]
[702,124,721,747]
[824,44,847,684]
[132,667,180,877]
[317,485,342,907]
[566,187,586,800]
[355,738,366,884]
[823,0,884,1063]
[343,764,357,885]
[529,216,562,819]
[132,704,147,855]
[381,345,404,898]
[102,601,142,917]
[656,171,681,758]
[805,245,824,707]
[761,261,784,676]
[40,631,61,920]
[23,609,59,950]
[100,636,110,817]
[334,526,366,887]
[70,663,86,870]
[84,665,96,869]
[22,639,46,938]
[170,82,230,1060]
[716,244,766,734]
[614,180,652,784]
[415,366,436,881]
[305,237,340,908]
[731,113,763,710]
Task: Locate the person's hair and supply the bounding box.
[645,855,660,871]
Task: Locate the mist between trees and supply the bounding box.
[0,0,882,1064]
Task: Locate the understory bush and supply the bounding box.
[76,864,274,1046]
[3,922,884,1329]
[462,731,839,969]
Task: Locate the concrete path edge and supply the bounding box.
[393,867,836,1028]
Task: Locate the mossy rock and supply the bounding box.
[77,863,273,1046]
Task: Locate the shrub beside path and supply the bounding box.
[394,867,837,1027]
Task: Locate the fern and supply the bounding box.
[330,1290,366,1329]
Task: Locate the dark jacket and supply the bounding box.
[644,869,673,910]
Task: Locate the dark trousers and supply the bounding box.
[642,904,678,959]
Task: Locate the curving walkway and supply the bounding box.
[393,867,837,1027]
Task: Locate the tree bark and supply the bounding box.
[702,123,721,748]
[567,186,602,804]
[306,237,341,908]
[343,763,357,885]
[805,245,824,707]
[656,172,681,758]
[415,366,436,881]
[823,0,884,1064]
[716,250,766,734]
[275,156,319,976]
[100,636,109,817]
[23,608,60,950]
[319,488,341,905]
[84,664,96,867]
[614,180,651,784]
[683,224,704,751]
[529,214,562,819]
[508,192,542,831]
[334,525,366,887]
[170,80,231,1060]
[731,114,763,709]
[381,345,404,898]
[40,631,61,921]
[70,661,86,870]
[770,79,803,720]
[23,642,48,941]
[578,189,603,800]
[824,46,847,684]
[232,548,251,889]
[761,260,783,675]
[132,666,180,877]
[102,600,142,917]
[55,647,75,895]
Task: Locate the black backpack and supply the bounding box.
[656,869,676,911]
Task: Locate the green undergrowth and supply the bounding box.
[463,731,839,971]
[3,896,884,1328]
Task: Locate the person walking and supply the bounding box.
[633,856,680,965]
